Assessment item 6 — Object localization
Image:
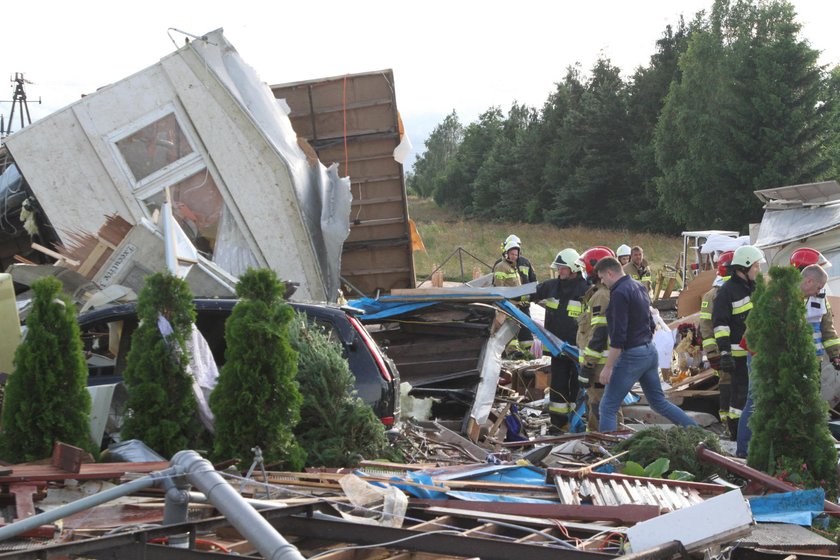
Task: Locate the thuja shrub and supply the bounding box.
[121,272,204,458]
[210,269,304,470]
[1,277,93,461]
[746,266,837,497]
[288,314,389,467]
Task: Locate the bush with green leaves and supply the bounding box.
[745,266,837,496]
[1,276,93,461]
[613,426,724,480]
[121,272,204,458]
[288,314,389,467]
[210,269,304,470]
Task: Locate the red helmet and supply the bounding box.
[717,251,735,277]
[790,248,831,270]
[581,247,616,276]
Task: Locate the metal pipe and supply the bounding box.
[163,473,192,548]
[0,468,176,542]
[172,450,305,560]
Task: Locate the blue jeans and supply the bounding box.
[736,353,754,458]
[599,342,698,432]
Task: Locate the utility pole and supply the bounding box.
[1,73,41,138]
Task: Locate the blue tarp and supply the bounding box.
[348,294,579,360]
[748,488,826,526]
[346,297,437,320]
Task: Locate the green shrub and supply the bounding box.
[210,269,304,470]
[121,272,204,458]
[746,266,837,497]
[289,314,389,467]
[1,277,93,461]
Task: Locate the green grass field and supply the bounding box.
[408,197,683,283]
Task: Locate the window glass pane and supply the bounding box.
[116,113,193,181]
[145,171,223,258]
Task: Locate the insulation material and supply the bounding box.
[471,320,517,425]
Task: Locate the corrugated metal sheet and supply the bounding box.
[548,469,726,513]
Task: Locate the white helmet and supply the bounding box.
[502,234,521,252]
[503,237,521,254]
[731,245,765,268]
[616,244,631,257]
[551,248,583,273]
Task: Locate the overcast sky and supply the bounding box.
[3,0,839,165]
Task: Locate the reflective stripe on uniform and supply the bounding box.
[719,410,730,420]
[714,326,730,339]
[824,338,840,348]
[549,401,576,414]
[812,323,825,356]
[702,337,717,349]
[701,301,709,309]
[729,406,743,419]
[732,349,748,357]
[699,312,712,320]
[544,298,560,309]
[732,296,753,315]
[641,274,652,282]
[519,266,530,275]
[567,300,582,317]
[494,271,518,280]
[591,316,607,326]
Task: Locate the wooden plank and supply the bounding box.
[555,477,575,505]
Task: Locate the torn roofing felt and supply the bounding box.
[4,29,351,301]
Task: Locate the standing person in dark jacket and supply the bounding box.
[532,248,588,431]
[712,245,763,440]
[595,257,697,432]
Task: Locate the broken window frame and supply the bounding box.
[106,104,262,274]
[108,104,202,188]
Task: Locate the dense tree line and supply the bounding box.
[407,0,838,233]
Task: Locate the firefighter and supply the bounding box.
[492,237,522,289]
[790,248,840,369]
[623,246,653,295]
[712,245,764,440]
[533,248,588,431]
[496,234,537,347]
[616,244,632,267]
[698,251,734,428]
[576,246,620,431]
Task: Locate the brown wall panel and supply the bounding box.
[272,70,414,295]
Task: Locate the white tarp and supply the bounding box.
[699,234,750,254]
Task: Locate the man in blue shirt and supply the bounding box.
[594,257,697,432]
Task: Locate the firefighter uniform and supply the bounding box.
[534,274,588,430]
[699,276,730,421]
[576,282,622,431]
[623,260,653,295]
[805,292,840,360]
[515,255,537,345]
[712,273,754,439]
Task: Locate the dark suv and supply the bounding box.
[76,299,400,425]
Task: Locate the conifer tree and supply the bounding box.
[121,272,203,458]
[1,277,93,461]
[210,269,304,469]
[288,315,388,467]
[745,267,837,495]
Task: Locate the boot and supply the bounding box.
[549,413,569,434]
[727,418,739,442]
